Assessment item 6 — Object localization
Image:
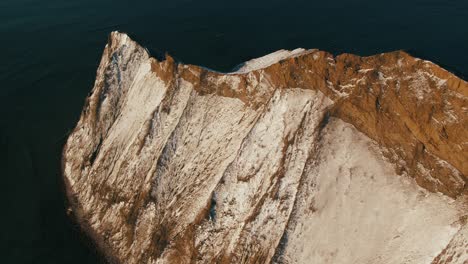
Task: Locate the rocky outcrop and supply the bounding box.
[62,32,467,264]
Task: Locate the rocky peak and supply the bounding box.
[63,31,467,263]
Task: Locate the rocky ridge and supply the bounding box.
[62,32,467,264]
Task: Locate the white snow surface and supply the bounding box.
[233,48,315,73]
[277,119,465,264]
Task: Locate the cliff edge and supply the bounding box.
[62,32,467,264]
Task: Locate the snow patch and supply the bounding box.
[233,48,315,73]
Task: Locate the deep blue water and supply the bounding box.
[1,0,467,263]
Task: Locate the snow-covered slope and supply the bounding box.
[276,119,464,264]
[62,32,467,264]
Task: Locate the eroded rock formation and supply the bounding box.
[63,32,467,264]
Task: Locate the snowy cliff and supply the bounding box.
[62,32,467,264]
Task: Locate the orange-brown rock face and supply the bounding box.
[63,32,467,264]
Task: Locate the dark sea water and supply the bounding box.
[1,0,467,263]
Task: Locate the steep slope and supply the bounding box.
[62,32,467,264]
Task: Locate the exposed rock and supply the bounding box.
[63,32,467,264]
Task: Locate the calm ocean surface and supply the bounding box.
[1,0,467,263]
